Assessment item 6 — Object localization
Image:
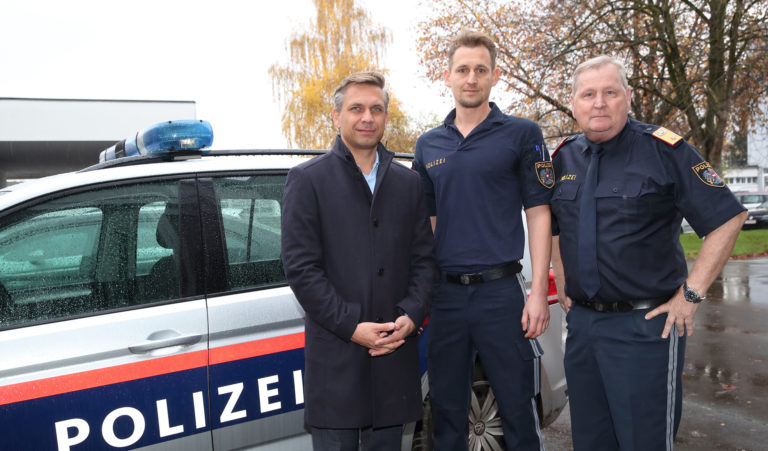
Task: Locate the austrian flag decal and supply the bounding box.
[535,161,555,188]
[692,162,725,187]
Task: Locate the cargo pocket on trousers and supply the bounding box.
[515,337,544,361]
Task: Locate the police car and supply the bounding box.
[0,120,566,450]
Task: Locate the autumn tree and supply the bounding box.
[270,0,422,152]
[418,0,768,170]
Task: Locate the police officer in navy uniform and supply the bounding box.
[550,55,747,450]
[413,30,553,450]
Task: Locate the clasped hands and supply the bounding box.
[351,315,416,357]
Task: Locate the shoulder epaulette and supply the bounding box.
[650,127,683,146]
[553,135,577,158]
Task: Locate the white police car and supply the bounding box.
[0,120,565,450]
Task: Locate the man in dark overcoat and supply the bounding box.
[281,71,436,450]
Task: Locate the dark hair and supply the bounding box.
[447,30,497,69]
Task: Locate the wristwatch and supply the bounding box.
[683,282,705,304]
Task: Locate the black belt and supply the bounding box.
[573,297,669,313]
[444,261,522,285]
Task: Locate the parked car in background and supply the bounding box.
[734,191,768,210]
[744,200,768,229]
[0,120,566,451]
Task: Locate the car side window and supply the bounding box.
[0,181,179,328]
[213,174,286,291]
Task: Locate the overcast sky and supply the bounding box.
[0,0,453,149]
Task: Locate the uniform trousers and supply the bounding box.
[310,425,403,451]
[427,274,544,450]
[565,304,685,451]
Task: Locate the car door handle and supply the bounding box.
[129,334,202,354]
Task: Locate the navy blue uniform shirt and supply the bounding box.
[551,118,745,303]
[413,103,553,272]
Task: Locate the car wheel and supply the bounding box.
[413,361,544,451]
[469,362,544,450]
[469,377,506,450]
[413,385,508,451]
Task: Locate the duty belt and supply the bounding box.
[444,261,522,285]
[573,296,669,313]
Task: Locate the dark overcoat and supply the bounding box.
[281,136,436,428]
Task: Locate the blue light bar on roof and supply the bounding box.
[99,120,214,162]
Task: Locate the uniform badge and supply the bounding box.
[652,127,683,146]
[691,162,725,187]
[535,161,555,188]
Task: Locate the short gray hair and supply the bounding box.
[572,55,629,95]
[333,71,389,112]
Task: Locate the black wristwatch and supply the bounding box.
[683,282,705,304]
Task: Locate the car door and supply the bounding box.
[199,174,311,450]
[0,178,211,451]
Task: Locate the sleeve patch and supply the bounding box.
[535,161,555,188]
[691,162,725,187]
[652,127,683,146]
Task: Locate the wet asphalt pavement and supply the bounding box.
[542,257,768,451]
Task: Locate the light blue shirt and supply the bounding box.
[361,151,379,194]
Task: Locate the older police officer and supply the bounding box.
[550,55,747,450]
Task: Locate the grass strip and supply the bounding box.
[680,228,768,259]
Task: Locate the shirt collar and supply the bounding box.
[443,102,505,128]
[361,151,379,193]
[362,150,380,175]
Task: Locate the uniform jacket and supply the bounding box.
[281,136,436,428]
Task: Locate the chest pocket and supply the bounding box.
[551,182,580,202]
[594,179,642,199]
[595,179,648,218]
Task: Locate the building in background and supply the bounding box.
[741,101,768,192]
[0,98,196,187]
[723,167,768,192]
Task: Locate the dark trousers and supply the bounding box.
[310,425,403,451]
[565,304,686,451]
[427,274,544,451]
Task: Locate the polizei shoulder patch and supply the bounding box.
[535,161,555,188]
[691,162,725,187]
[651,127,683,146]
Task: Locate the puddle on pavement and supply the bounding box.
[684,361,740,386]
